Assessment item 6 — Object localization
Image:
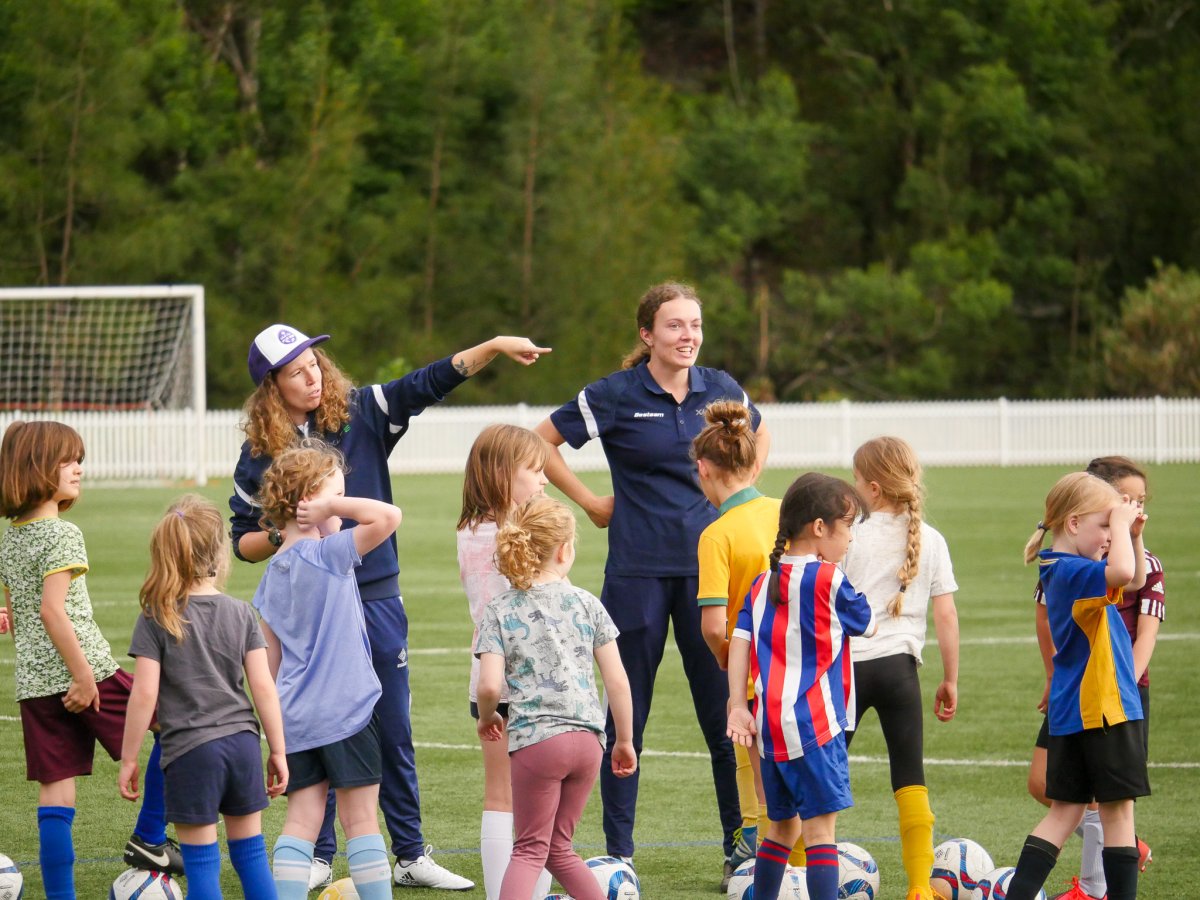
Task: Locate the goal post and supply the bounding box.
[0,285,208,484]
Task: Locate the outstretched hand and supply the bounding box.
[494,336,552,366]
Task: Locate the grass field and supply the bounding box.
[0,464,1196,898]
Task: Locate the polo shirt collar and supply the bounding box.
[634,362,708,396]
[718,485,763,516]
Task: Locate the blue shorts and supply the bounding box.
[164,730,268,824]
[761,736,853,821]
[287,716,382,793]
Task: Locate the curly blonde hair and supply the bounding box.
[494,497,576,590]
[853,436,925,617]
[256,441,345,531]
[139,495,229,643]
[242,348,354,458]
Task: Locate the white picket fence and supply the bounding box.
[2,397,1199,484]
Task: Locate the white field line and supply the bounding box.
[410,741,1198,769]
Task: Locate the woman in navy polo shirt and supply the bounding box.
[534,282,771,879]
[230,323,548,891]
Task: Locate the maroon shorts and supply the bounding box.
[19,668,144,783]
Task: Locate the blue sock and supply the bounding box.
[805,843,840,900]
[38,806,76,900]
[133,734,168,845]
[753,838,791,900]
[347,834,392,900]
[272,834,314,900]
[229,834,278,900]
[179,841,222,899]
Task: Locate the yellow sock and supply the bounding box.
[895,784,935,892]
[734,742,758,829]
[788,843,807,866]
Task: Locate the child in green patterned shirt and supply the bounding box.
[0,420,181,898]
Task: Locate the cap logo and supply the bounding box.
[278,329,298,345]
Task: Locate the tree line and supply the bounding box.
[1,0,1197,407]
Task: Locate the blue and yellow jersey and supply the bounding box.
[1039,550,1143,736]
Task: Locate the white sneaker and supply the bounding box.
[393,845,474,890]
[308,858,333,891]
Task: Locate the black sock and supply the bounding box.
[1007,835,1059,900]
[1101,846,1140,900]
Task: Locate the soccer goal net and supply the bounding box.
[0,285,205,412]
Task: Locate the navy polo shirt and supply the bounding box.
[551,363,761,578]
[230,356,466,602]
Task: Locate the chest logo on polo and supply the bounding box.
[633,411,665,418]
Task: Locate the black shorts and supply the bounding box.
[1037,684,1149,752]
[1045,720,1150,804]
[286,715,381,793]
[469,701,510,721]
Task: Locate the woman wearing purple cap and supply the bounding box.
[231,324,549,891]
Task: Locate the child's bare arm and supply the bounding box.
[725,637,756,747]
[595,641,636,776]
[475,652,506,741]
[39,571,98,712]
[260,620,282,681]
[1,586,11,636]
[298,496,402,557]
[931,593,959,721]
[118,655,160,800]
[245,647,288,797]
[1103,500,1139,588]
[1035,601,1055,712]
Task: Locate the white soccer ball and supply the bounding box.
[0,853,23,900]
[317,878,360,899]
[931,839,994,900]
[544,895,575,900]
[836,842,880,899]
[973,866,1046,900]
[584,856,640,900]
[783,865,810,899]
[727,858,755,899]
[726,860,808,900]
[109,868,182,900]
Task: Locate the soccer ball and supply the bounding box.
[544,896,575,900]
[931,839,994,900]
[836,842,880,899]
[727,858,755,899]
[726,860,808,900]
[0,853,22,900]
[974,866,1046,900]
[317,878,359,899]
[584,856,639,899]
[108,868,182,900]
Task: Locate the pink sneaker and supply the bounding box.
[1050,876,1105,900]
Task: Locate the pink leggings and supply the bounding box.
[500,730,605,900]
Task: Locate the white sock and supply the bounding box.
[1076,807,1106,897]
[481,810,514,900]
[533,867,552,898]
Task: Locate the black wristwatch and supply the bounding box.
[267,526,283,548]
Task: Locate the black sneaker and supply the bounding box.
[124,834,184,876]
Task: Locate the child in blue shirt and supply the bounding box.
[1007,472,1148,900]
[252,442,402,900]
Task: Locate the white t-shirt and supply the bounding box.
[841,511,957,664]
[458,522,510,702]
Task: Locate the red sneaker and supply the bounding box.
[1050,876,1106,900]
[1137,837,1153,872]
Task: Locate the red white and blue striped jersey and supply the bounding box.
[733,554,876,761]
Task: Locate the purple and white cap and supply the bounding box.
[247,324,330,386]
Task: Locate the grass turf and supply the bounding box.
[0,464,1196,897]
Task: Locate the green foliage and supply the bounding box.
[1103,264,1200,396]
[0,0,1197,403]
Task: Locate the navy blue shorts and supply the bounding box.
[287,716,382,793]
[164,730,268,824]
[761,736,854,821]
[468,701,510,720]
